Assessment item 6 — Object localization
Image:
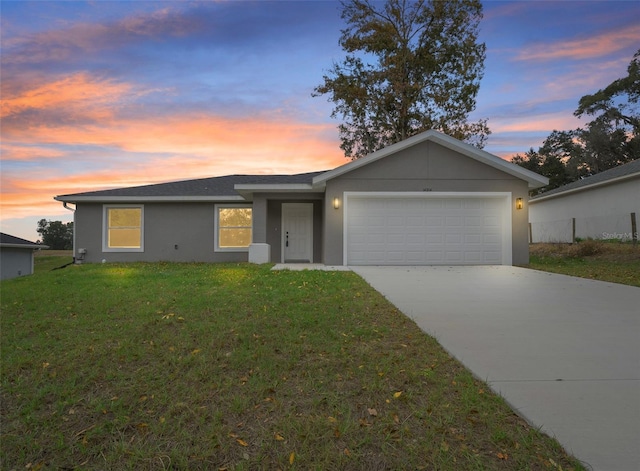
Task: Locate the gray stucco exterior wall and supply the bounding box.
[322,141,531,265]
[74,197,324,264]
[75,202,249,263]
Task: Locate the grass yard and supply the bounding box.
[1,262,584,470]
[529,240,640,287]
[33,250,74,273]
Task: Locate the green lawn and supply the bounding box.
[1,262,584,470]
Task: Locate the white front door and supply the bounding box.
[282,203,313,263]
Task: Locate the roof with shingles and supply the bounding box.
[0,233,42,247]
[531,159,640,200]
[56,171,326,199]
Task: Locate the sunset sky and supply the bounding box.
[2,0,639,242]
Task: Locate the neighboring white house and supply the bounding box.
[0,233,47,280]
[529,159,640,243]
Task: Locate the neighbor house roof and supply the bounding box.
[0,233,47,249]
[530,159,640,203]
[313,130,549,189]
[55,172,325,203]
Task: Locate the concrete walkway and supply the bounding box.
[351,265,640,471]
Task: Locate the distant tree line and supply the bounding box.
[37,219,73,250]
[512,49,639,195]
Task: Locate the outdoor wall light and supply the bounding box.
[333,197,340,210]
[515,197,524,210]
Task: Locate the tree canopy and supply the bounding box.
[37,219,73,250]
[314,0,489,159]
[513,49,640,195]
[575,49,639,135]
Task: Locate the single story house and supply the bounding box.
[529,159,640,243]
[55,130,548,266]
[0,233,48,280]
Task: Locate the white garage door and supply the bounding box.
[346,194,509,265]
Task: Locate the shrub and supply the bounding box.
[569,239,603,257]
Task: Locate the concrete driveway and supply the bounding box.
[351,266,640,471]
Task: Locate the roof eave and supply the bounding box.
[233,183,322,200]
[54,195,245,203]
[1,243,48,249]
[530,172,640,203]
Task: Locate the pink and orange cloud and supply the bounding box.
[516,24,640,62]
[1,72,345,221]
[1,72,132,121]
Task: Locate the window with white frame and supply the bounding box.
[215,205,252,251]
[103,205,144,252]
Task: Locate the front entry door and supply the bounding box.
[282,203,313,263]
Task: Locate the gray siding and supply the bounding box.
[323,141,531,265]
[0,248,34,280]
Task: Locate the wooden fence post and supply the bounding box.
[529,222,533,244]
[632,212,637,246]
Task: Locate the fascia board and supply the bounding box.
[234,183,320,200]
[54,195,246,203]
[233,183,316,192]
[1,243,48,249]
[529,172,640,204]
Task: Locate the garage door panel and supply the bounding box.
[346,195,506,266]
[485,251,501,262]
[446,216,462,226]
[465,216,482,226]
[484,215,500,226]
[407,234,425,244]
[446,234,462,244]
[465,234,482,244]
[407,216,423,226]
[445,251,462,262]
[465,251,482,263]
[484,234,500,244]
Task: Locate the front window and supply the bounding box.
[103,205,143,252]
[215,205,252,251]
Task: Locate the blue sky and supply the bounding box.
[1,0,639,241]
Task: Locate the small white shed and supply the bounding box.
[0,233,48,280]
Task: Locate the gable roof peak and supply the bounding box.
[313,130,548,189]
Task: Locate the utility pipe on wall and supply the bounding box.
[62,202,77,263]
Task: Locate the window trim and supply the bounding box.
[214,204,253,252]
[102,204,144,253]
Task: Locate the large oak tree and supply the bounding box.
[314,0,489,159]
